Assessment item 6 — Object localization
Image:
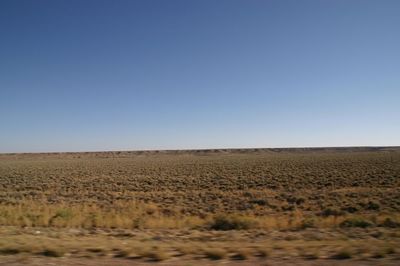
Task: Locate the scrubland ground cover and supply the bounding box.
[0,147,399,265]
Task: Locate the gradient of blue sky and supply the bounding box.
[1,0,399,152]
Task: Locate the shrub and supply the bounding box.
[299,218,316,229]
[204,248,226,260]
[332,249,352,259]
[114,249,130,258]
[341,206,358,213]
[210,214,257,230]
[41,248,65,257]
[384,246,396,254]
[86,247,104,253]
[231,249,250,260]
[339,218,373,228]
[255,248,269,258]
[142,250,170,261]
[303,252,319,260]
[371,251,385,258]
[0,247,21,255]
[48,208,74,226]
[365,201,380,211]
[250,199,268,206]
[55,209,73,219]
[379,218,400,228]
[176,245,198,256]
[321,208,343,217]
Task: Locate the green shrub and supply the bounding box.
[365,201,380,211]
[299,218,316,229]
[321,208,343,217]
[55,209,73,219]
[250,199,268,206]
[339,218,373,228]
[379,218,400,228]
[48,208,74,226]
[341,206,358,213]
[210,214,257,230]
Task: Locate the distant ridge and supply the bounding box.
[1,146,399,157]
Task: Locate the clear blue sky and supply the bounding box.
[1,0,399,153]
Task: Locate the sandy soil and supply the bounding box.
[0,256,398,266]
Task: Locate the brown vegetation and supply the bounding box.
[0,147,399,264]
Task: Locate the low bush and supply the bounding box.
[255,248,269,258]
[41,247,65,257]
[230,249,250,260]
[303,252,319,260]
[209,214,257,230]
[339,218,373,228]
[320,208,343,217]
[299,218,316,229]
[365,201,380,211]
[142,250,170,261]
[379,218,400,228]
[371,251,385,258]
[332,249,352,259]
[0,247,21,255]
[204,248,226,260]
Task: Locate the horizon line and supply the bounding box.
[1,145,399,155]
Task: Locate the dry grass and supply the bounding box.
[0,148,399,263]
[0,148,399,230]
[0,226,398,262]
[203,248,227,260]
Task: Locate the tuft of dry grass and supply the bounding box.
[203,248,227,260]
[41,247,65,257]
[230,249,250,260]
[332,248,352,260]
[142,250,170,261]
[255,248,270,258]
[210,214,258,230]
[0,247,21,255]
[0,226,399,263]
[113,249,130,258]
[176,245,199,256]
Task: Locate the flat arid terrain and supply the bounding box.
[0,147,399,265]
